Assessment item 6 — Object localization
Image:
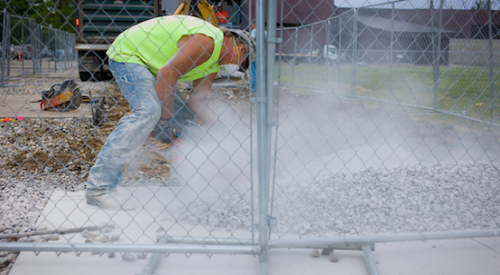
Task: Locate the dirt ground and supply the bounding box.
[1,81,254,185]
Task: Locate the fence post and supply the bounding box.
[436,0,444,105]
[351,9,358,96]
[6,11,10,78]
[338,17,342,83]
[488,0,494,122]
[1,9,7,84]
[21,18,25,74]
[256,0,269,273]
[389,2,395,100]
[29,19,36,75]
[326,19,330,89]
[291,27,298,85]
[54,29,58,71]
[308,25,313,86]
[431,2,438,110]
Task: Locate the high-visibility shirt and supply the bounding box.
[107,15,223,82]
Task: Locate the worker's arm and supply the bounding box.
[156,34,214,119]
[189,72,217,124]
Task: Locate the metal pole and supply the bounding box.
[0,243,260,254]
[55,29,58,71]
[140,236,168,275]
[269,229,500,248]
[167,229,500,249]
[326,20,330,89]
[21,18,25,74]
[266,0,279,218]
[30,19,36,75]
[351,9,358,96]
[435,0,444,105]
[6,11,10,78]
[247,0,256,247]
[389,2,395,100]
[431,1,438,110]
[362,244,380,275]
[308,25,314,86]
[488,0,494,122]
[255,0,269,273]
[338,17,342,83]
[64,31,67,69]
[270,0,286,221]
[291,27,298,85]
[1,9,7,84]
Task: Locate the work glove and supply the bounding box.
[152,118,177,144]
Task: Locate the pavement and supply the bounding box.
[0,94,93,118]
[1,70,92,119]
[8,187,500,275]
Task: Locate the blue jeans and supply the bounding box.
[250,60,256,94]
[86,60,194,196]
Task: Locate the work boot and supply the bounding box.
[86,191,136,210]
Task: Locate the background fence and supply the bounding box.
[1,0,500,275]
[1,9,76,84]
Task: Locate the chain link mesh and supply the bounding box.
[1,0,500,274]
[272,0,500,240]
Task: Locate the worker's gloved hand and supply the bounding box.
[152,118,176,144]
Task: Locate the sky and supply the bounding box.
[335,0,500,9]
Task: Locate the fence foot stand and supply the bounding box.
[135,236,168,275]
[362,244,379,275]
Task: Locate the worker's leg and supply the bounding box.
[86,60,161,196]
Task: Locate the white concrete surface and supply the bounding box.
[0,95,92,118]
[9,187,500,275]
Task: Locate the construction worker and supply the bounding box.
[214,6,229,25]
[85,15,256,210]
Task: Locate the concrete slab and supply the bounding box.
[8,187,500,275]
[0,95,92,118]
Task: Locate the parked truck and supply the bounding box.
[74,0,160,81]
[276,45,338,66]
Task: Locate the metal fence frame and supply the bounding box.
[269,1,500,274]
[1,0,500,275]
[1,9,76,85]
[275,0,499,126]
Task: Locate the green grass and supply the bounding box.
[276,63,500,123]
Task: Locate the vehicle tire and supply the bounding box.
[93,72,103,81]
[79,71,92,82]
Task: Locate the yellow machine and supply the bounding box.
[173,0,218,26]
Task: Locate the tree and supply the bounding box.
[471,0,489,10]
[0,0,75,33]
[30,0,76,33]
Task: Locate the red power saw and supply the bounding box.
[40,80,82,111]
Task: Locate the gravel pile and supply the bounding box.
[0,173,65,275]
[180,162,500,237]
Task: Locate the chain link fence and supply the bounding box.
[0,0,500,274]
[269,0,500,272]
[1,9,76,84]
